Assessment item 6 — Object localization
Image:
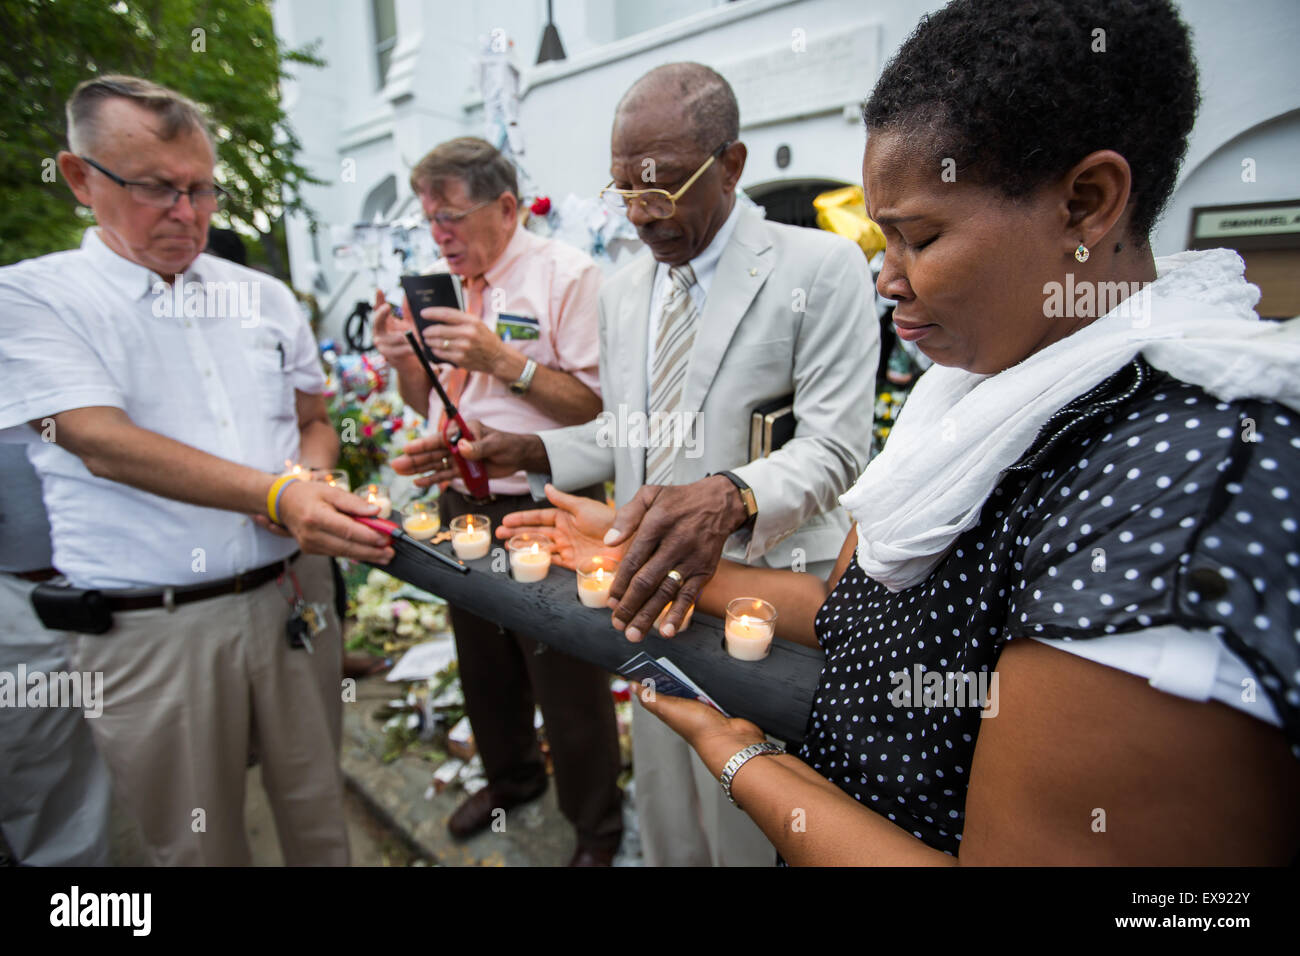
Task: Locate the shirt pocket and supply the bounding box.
[496,313,551,363]
[246,344,296,423]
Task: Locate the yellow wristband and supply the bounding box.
[266,474,300,525]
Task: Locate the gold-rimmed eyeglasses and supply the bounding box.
[79,155,226,211]
[600,141,731,221]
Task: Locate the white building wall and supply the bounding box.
[273,0,1300,342]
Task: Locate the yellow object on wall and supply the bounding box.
[813,185,886,259]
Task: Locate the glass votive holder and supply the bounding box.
[358,483,392,519]
[507,533,553,583]
[724,597,777,661]
[655,601,696,634]
[315,469,351,491]
[576,556,619,608]
[449,514,491,560]
[282,459,312,479]
[402,500,441,540]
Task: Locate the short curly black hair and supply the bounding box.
[863,0,1200,240]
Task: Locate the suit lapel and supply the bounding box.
[680,206,772,416]
[616,253,657,487]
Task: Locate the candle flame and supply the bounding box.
[466,518,475,532]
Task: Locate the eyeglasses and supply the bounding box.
[79,156,226,211]
[422,198,496,229]
[600,141,731,221]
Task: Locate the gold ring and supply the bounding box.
[666,569,684,584]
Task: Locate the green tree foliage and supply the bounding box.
[0,0,323,275]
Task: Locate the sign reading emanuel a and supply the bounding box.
[1194,202,1300,241]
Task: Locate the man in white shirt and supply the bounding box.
[0,75,394,865]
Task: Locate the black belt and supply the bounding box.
[104,552,302,612]
[13,568,59,583]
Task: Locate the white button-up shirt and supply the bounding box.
[0,229,324,588]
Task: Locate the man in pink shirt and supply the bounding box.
[374,137,622,865]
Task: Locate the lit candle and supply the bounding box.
[508,533,553,583]
[577,557,619,608]
[402,502,441,541]
[724,598,777,661]
[451,514,491,560]
[316,469,350,491]
[360,483,392,519]
[284,459,308,477]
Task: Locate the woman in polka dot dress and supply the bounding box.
[511,0,1300,864]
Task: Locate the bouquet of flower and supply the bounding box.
[328,389,426,494]
[348,569,449,657]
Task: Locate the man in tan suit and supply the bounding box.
[397,63,878,865]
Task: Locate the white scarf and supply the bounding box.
[842,248,1300,592]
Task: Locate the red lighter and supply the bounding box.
[403,331,493,501]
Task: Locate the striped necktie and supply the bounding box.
[645,263,698,485]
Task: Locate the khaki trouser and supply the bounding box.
[71,554,348,866]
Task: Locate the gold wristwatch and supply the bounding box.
[714,470,758,526]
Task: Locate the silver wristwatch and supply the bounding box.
[508,357,538,395]
[720,741,783,805]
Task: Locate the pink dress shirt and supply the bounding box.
[430,224,602,496]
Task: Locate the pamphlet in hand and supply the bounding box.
[618,652,729,715]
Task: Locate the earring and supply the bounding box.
[1074,243,1090,263]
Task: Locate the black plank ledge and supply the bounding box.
[373,531,824,746]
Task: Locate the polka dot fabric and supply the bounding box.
[801,359,1300,857]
